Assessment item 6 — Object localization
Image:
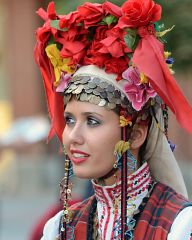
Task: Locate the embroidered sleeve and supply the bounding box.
[41,211,63,240]
[168,206,192,240]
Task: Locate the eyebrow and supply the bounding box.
[64,111,103,118]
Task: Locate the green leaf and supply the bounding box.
[50,20,68,31]
[101,15,117,26]
[124,28,139,50]
[126,52,133,60]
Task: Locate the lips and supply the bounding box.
[70,149,90,164]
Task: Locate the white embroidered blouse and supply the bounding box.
[41,163,192,240]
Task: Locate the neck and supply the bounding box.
[97,154,141,186]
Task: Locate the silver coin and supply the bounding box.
[85,88,93,94]
[92,77,101,85]
[73,85,84,94]
[98,99,107,107]
[93,89,100,96]
[108,102,116,109]
[107,85,115,92]
[93,96,101,105]
[100,92,107,98]
[80,93,88,101]
[89,95,95,104]
[99,82,109,88]
[88,82,97,89]
[84,84,90,90]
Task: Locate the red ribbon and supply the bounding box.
[132,28,192,133]
[34,41,65,142]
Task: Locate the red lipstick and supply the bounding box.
[70,149,90,164]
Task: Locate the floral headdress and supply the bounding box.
[35,0,192,142]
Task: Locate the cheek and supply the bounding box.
[91,127,121,163]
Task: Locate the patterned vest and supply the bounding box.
[65,182,190,240]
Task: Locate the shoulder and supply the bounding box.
[152,182,190,207]
[40,210,63,240]
[168,206,192,240]
[40,196,95,240]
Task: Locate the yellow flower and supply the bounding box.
[120,116,132,127]
[45,44,76,86]
[114,140,130,156]
[140,72,148,84]
[164,51,171,59]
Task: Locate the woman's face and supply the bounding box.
[62,98,121,180]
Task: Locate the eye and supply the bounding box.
[64,115,75,125]
[87,117,101,126]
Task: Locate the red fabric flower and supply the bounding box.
[95,25,110,40]
[105,57,129,80]
[84,40,110,68]
[103,1,122,18]
[47,1,57,20]
[57,28,89,65]
[59,11,81,29]
[118,0,162,28]
[99,28,132,58]
[77,3,104,28]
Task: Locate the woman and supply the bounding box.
[35,0,192,239]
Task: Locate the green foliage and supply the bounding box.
[101,15,118,26]
[124,29,139,51]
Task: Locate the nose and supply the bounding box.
[68,123,84,145]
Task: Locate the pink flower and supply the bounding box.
[56,73,72,92]
[122,67,156,111]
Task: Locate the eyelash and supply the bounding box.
[87,117,101,126]
[64,116,101,127]
[65,116,75,125]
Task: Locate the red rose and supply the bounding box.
[77,3,104,28]
[95,25,110,40]
[103,1,122,18]
[59,11,81,29]
[36,21,58,44]
[84,40,110,68]
[60,40,87,65]
[118,0,162,28]
[99,28,132,58]
[105,57,129,80]
[58,28,89,65]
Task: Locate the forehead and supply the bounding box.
[64,97,113,116]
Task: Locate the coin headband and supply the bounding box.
[63,75,162,119]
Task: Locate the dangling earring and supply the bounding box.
[114,140,130,168]
[59,146,74,240]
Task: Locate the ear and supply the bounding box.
[129,124,148,150]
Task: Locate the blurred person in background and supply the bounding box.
[35,0,192,239]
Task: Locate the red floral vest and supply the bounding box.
[65,182,190,240]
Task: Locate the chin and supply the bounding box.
[73,166,110,180]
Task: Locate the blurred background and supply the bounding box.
[0,0,191,239]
